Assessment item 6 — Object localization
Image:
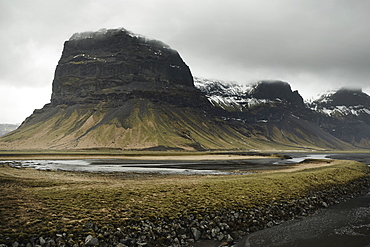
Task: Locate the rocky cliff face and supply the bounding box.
[51,28,198,107]
[248,80,304,107]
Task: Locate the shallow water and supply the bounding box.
[2,159,234,175]
[0,153,333,175]
[273,153,330,164]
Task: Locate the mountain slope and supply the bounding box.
[0,29,361,151]
[0,100,252,150]
[195,78,355,150]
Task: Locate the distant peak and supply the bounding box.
[313,87,370,108]
[248,80,304,106]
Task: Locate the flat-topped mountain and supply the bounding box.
[0,28,367,151]
[247,80,304,107]
[51,28,203,108]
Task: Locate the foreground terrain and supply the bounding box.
[0,155,369,246]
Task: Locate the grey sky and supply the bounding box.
[1,0,370,123]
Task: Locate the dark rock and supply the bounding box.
[249,80,304,107]
[316,88,370,108]
[51,28,195,106]
[191,227,201,241]
[85,235,99,246]
[226,234,234,242]
[39,237,46,245]
[116,244,128,247]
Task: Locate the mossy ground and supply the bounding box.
[0,159,369,243]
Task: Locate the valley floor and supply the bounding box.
[0,155,369,246]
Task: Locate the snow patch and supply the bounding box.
[194,77,278,111]
[313,105,370,117]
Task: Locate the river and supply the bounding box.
[0,153,334,175]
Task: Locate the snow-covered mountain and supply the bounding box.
[194,77,370,148]
[194,77,249,111]
[194,77,304,112]
[310,88,370,117]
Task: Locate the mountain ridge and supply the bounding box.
[195,77,370,149]
[0,28,368,151]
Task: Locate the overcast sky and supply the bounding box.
[1,0,370,123]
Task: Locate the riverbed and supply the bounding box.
[0,153,336,175]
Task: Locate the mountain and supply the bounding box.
[0,124,19,136]
[0,28,365,151]
[195,78,353,150]
[194,78,305,113]
[195,77,370,149]
[309,88,370,147]
[51,28,195,106]
[0,28,253,151]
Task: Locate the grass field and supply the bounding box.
[1,158,369,244]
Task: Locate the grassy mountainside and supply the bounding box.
[0,98,354,151]
[0,99,250,150]
[251,116,354,150]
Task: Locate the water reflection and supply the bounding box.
[273,154,330,164]
[0,153,338,175]
[1,159,248,175]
